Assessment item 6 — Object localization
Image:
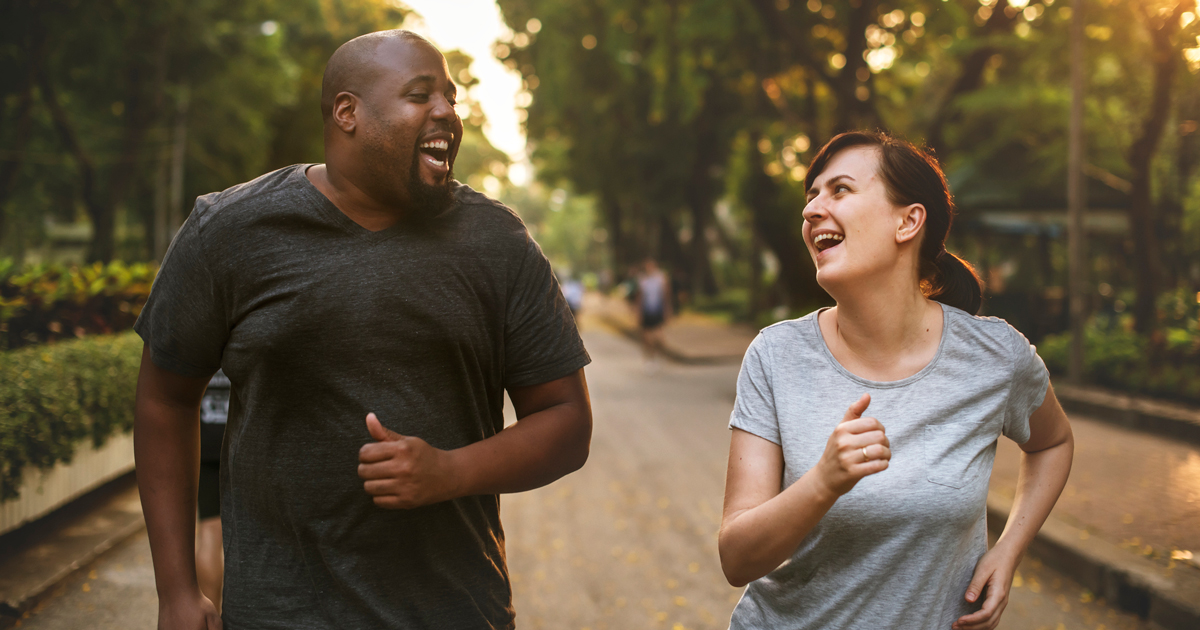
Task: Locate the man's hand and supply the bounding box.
[815,393,891,497]
[357,413,460,509]
[158,591,222,630]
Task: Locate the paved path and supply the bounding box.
[13,323,1164,629]
[993,417,1200,562]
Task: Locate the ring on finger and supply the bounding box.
[861,446,869,462]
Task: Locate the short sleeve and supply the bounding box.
[1001,325,1050,443]
[502,236,591,388]
[133,211,229,378]
[729,333,781,445]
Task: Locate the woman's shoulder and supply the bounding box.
[753,311,823,353]
[941,303,1028,356]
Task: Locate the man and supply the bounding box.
[134,30,592,630]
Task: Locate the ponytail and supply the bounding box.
[926,250,983,315]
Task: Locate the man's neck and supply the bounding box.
[306,163,403,232]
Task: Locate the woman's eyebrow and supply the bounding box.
[808,174,856,196]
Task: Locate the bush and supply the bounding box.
[0,332,142,500]
[0,259,156,350]
[1040,305,1200,404]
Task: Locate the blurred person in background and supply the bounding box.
[134,30,591,630]
[195,370,229,612]
[637,257,671,369]
[719,131,1073,630]
[560,271,584,317]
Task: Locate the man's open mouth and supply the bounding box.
[813,232,844,252]
[418,138,450,169]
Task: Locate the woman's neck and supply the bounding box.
[821,279,941,379]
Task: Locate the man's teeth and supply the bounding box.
[814,233,844,246]
[420,139,450,150]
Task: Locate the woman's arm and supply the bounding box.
[719,394,891,587]
[953,386,1074,630]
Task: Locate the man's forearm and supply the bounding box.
[135,397,203,598]
[447,400,590,497]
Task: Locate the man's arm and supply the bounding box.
[358,369,591,508]
[134,344,222,629]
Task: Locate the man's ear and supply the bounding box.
[896,203,926,244]
[332,91,359,134]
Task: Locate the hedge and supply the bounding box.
[0,259,156,351]
[0,331,142,500]
[1040,313,1200,405]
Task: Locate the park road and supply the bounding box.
[12,324,1152,629]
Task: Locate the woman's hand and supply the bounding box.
[815,393,891,497]
[952,547,1018,630]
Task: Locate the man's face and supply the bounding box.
[357,39,464,220]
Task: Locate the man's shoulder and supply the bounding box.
[450,182,526,230]
[189,164,312,232]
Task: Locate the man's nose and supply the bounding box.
[431,94,457,122]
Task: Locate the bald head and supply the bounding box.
[320,30,439,122]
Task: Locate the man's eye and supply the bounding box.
[410,93,429,101]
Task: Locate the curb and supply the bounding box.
[0,474,146,621]
[1,517,145,618]
[1053,384,1200,447]
[596,312,745,365]
[986,492,1200,629]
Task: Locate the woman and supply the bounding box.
[718,131,1073,630]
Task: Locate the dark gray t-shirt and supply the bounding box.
[135,165,590,629]
[728,304,1048,629]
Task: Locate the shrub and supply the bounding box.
[0,332,142,500]
[0,259,156,350]
[1040,307,1200,405]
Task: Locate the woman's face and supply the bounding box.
[802,146,918,293]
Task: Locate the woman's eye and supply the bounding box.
[834,184,850,194]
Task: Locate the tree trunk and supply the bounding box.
[1127,2,1187,335]
[926,1,1019,158]
[745,131,828,309]
[601,190,629,275]
[0,25,45,247]
[832,0,882,134]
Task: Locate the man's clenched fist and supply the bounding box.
[358,413,460,509]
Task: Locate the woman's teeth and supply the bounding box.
[814,233,844,250]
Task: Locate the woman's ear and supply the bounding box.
[896,203,926,244]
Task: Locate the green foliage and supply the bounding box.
[0,331,142,500]
[501,184,607,278]
[0,259,155,350]
[0,0,414,262]
[1040,290,1200,403]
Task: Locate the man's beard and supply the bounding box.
[404,146,454,227]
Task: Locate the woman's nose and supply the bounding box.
[802,197,825,223]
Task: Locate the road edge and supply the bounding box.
[0,475,146,623]
[986,492,1200,629]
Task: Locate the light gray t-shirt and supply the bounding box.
[728,303,1048,629]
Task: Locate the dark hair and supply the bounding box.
[804,130,983,315]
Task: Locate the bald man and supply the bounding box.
[134,30,592,630]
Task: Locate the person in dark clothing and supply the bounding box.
[134,30,592,630]
[196,371,228,612]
